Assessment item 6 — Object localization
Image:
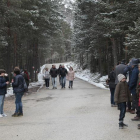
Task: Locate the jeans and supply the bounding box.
[119,102,126,122]
[59,75,62,85]
[15,92,24,113]
[109,88,115,105]
[69,81,73,88]
[0,95,5,114]
[127,101,132,110]
[132,94,137,110]
[45,79,50,87]
[61,76,66,88]
[52,77,57,88]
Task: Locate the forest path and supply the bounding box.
[0,78,140,140]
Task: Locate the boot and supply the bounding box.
[119,123,123,129]
[12,113,18,117]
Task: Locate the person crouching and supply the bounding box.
[114,74,131,129]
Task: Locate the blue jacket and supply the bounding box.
[12,74,24,93]
[0,76,7,95]
[129,66,139,94]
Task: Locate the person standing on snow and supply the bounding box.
[59,65,67,89]
[67,67,75,89]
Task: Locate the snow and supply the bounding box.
[65,62,109,90]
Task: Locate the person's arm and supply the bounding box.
[0,79,7,88]
[114,84,120,104]
[129,69,138,89]
[12,77,19,87]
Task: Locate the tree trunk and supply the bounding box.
[111,38,118,66]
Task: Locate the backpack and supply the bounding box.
[23,78,28,92]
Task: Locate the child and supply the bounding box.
[67,67,75,89]
[44,68,50,89]
[114,74,131,129]
[0,69,9,117]
[136,64,140,129]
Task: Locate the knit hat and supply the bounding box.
[0,69,6,74]
[118,74,126,82]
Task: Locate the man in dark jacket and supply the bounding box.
[0,69,9,117]
[12,68,25,117]
[60,65,67,89]
[58,65,62,85]
[129,59,140,120]
[50,65,58,89]
[114,59,127,85]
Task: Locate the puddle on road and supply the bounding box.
[36,97,53,102]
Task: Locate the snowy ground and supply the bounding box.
[65,62,109,90]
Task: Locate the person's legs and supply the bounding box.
[45,79,47,87]
[127,101,132,110]
[1,95,5,114]
[63,76,66,88]
[61,77,64,88]
[136,95,140,117]
[69,81,71,88]
[52,78,55,88]
[47,79,50,87]
[19,93,24,115]
[0,95,4,115]
[132,94,137,110]
[54,77,57,88]
[119,102,127,128]
[110,88,115,105]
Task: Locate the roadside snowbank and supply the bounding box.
[65,62,109,90]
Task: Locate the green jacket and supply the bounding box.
[114,81,131,103]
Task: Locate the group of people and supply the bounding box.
[44,64,75,89]
[0,68,29,118]
[108,58,140,129]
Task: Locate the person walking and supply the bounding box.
[50,65,58,89]
[67,67,75,89]
[108,68,116,107]
[12,68,25,117]
[58,65,62,85]
[136,64,140,129]
[129,59,139,117]
[44,68,50,89]
[60,65,67,89]
[114,74,131,129]
[0,69,9,118]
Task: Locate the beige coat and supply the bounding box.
[114,81,131,103]
[67,71,75,81]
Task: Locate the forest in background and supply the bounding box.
[1,0,140,80]
[0,0,72,80]
[73,0,140,76]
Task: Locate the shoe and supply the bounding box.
[126,109,131,112]
[69,86,70,88]
[122,123,128,127]
[18,112,23,116]
[12,113,18,117]
[0,114,3,118]
[131,116,140,121]
[130,110,135,114]
[138,124,140,129]
[55,87,57,89]
[2,113,7,117]
[119,123,123,129]
[52,87,54,89]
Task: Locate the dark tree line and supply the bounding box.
[73,0,140,76]
[0,0,72,80]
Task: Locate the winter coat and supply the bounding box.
[108,70,116,89]
[0,76,8,95]
[123,65,132,85]
[50,68,58,78]
[67,71,75,81]
[44,71,50,79]
[114,64,127,84]
[129,66,139,95]
[12,74,25,93]
[60,68,67,77]
[57,67,62,75]
[114,81,131,103]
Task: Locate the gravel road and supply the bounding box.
[0,78,140,140]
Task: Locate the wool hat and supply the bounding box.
[0,69,6,74]
[118,74,126,82]
[131,59,139,66]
